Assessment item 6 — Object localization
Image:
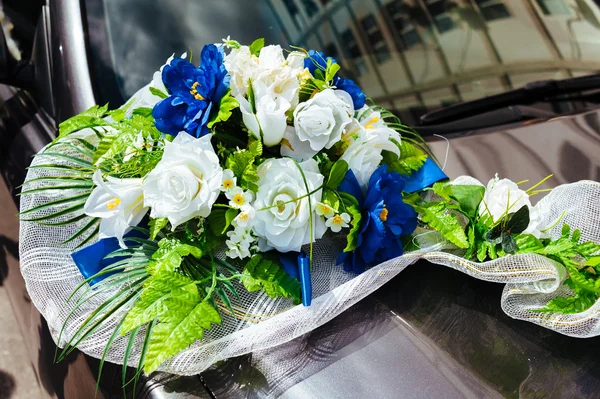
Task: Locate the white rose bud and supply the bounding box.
[479,176,544,237]
[281,89,353,161]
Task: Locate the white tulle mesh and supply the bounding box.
[18,88,600,374]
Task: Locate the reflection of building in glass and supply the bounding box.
[269,0,600,124]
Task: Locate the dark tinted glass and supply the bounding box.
[85,0,600,124]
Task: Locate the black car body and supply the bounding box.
[1,0,600,398]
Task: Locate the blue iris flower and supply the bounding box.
[304,50,366,109]
[153,44,229,137]
[337,165,418,274]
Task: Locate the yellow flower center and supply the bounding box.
[379,204,388,222]
[223,179,234,189]
[233,193,245,206]
[276,200,286,213]
[189,81,204,101]
[239,212,249,222]
[332,214,344,225]
[365,115,379,129]
[107,197,120,210]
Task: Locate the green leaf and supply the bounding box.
[133,107,154,117]
[207,209,231,237]
[249,140,263,157]
[54,104,111,143]
[415,202,469,248]
[207,90,239,129]
[534,289,598,314]
[382,141,428,176]
[149,218,168,241]
[149,87,168,99]
[343,204,362,252]
[241,254,302,304]
[224,208,238,234]
[566,264,600,294]
[249,38,265,56]
[93,130,119,164]
[121,271,196,335]
[144,300,220,374]
[148,238,203,274]
[226,148,260,192]
[501,231,517,254]
[515,234,545,253]
[447,185,485,219]
[325,59,340,83]
[326,160,348,190]
[506,205,530,235]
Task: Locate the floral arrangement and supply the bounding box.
[19,38,600,385]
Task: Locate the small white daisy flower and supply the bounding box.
[326,212,351,233]
[315,201,335,218]
[221,169,237,192]
[233,204,256,228]
[226,187,254,209]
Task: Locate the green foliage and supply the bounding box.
[343,204,362,252]
[381,141,427,176]
[225,142,262,192]
[413,201,469,249]
[54,104,111,143]
[484,205,530,254]
[326,160,348,190]
[534,290,598,314]
[148,238,203,274]
[208,90,240,129]
[144,297,220,373]
[149,86,168,99]
[149,218,169,241]
[249,38,265,56]
[121,270,197,335]
[207,208,238,236]
[241,254,302,304]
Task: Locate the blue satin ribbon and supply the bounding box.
[403,158,448,193]
[280,252,312,306]
[297,253,312,306]
[71,237,123,285]
[71,229,147,286]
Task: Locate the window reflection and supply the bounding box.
[269,0,600,125]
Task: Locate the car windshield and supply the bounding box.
[85,0,600,125]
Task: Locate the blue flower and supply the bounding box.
[153,44,229,137]
[337,165,417,274]
[304,50,337,75]
[335,77,366,109]
[304,49,366,109]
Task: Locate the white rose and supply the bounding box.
[142,133,223,228]
[224,46,259,97]
[237,81,291,147]
[281,89,352,161]
[84,170,148,248]
[340,110,401,190]
[252,158,326,252]
[478,176,544,237]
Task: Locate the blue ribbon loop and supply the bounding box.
[71,237,123,285]
[403,158,448,193]
[71,229,147,286]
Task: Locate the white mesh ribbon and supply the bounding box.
[18,88,600,374]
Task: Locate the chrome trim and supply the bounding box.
[51,0,96,121]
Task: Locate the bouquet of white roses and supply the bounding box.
[18,38,600,383]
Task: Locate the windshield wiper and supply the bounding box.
[414,105,555,136]
[420,74,600,125]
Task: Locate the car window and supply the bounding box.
[84,0,600,124]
